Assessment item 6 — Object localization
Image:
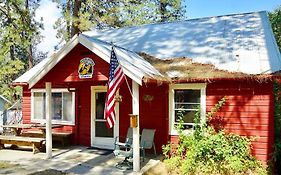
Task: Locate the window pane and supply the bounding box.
[32,90,75,124]
[63,92,74,122]
[52,93,62,120]
[34,92,45,119]
[175,110,196,124]
[175,103,200,110]
[95,122,113,137]
[174,89,201,126]
[95,92,106,120]
[175,90,200,103]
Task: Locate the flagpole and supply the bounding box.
[112,44,140,171]
[132,81,140,172]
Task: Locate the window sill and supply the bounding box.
[31,119,75,126]
[170,129,194,136]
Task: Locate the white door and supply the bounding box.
[91,86,119,149]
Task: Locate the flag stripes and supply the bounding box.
[104,47,125,128]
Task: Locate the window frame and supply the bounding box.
[31,88,75,125]
[169,83,206,135]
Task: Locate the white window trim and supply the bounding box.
[31,88,75,125]
[169,83,206,135]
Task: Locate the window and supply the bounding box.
[31,89,75,125]
[169,84,206,135]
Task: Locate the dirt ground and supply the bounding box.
[142,161,169,175]
[0,161,73,175]
[28,169,72,175]
[0,146,162,175]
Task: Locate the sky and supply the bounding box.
[187,0,280,19]
[36,0,281,54]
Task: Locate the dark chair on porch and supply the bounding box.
[113,128,156,169]
[140,128,156,161]
[114,127,133,150]
[113,146,133,170]
[113,127,133,170]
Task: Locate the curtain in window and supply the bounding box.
[33,92,45,119]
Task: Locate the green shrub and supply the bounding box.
[273,82,281,173]
[162,97,267,175]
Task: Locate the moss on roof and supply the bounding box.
[138,52,274,83]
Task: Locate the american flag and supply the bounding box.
[104,47,125,128]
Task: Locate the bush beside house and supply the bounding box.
[162,97,267,175]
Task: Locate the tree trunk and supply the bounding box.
[71,0,82,37]
[26,0,33,69]
[10,45,15,60]
[28,46,33,69]
[67,0,71,37]
[159,2,167,22]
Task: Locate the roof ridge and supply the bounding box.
[86,11,267,34]
[185,11,267,22]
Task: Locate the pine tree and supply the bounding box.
[0,0,43,102]
[158,0,186,22]
[269,5,281,51]
[54,0,187,42]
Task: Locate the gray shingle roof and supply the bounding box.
[83,11,281,75]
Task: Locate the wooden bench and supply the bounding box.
[52,132,72,147]
[0,135,45,154]
[21,130,44,138]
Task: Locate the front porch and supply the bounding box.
[0,145,161,175]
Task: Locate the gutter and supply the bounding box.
[11,82,28,86]
[143,74,278,84]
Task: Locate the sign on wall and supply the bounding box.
[78,58,95,79]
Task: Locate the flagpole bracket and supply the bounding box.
[115,94,122,102]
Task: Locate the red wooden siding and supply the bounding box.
[28,44,110,145]
[139,83,169,153]
[206,81,274,163]
[20,43,274,164]
[22,86,31,124]
[168,81,274,164]
[34,44,109,88]
[114,81,169,153]
[76,82,92,146]
[118,79,133,140]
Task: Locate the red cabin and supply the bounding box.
[13,11,281,164]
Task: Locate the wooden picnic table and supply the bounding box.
[0,123,65,153]
[1,124,33,136]
[1,123,63,136]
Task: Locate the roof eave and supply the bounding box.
[14,34,145,88]
[11,82,28,86]
[28,35,80,88]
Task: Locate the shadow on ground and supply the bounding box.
[0,146,161,175]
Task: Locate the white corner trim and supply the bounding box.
[169,83,207,135]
